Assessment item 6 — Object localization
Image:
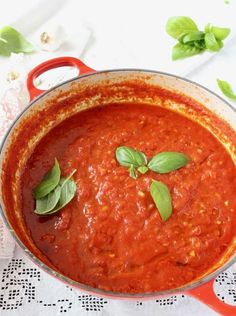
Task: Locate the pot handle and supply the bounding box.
[187,279,236,315]
[26,56,95,101]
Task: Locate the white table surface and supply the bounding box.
[0,1,236,315]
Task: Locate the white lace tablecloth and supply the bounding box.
[1,0,236,315]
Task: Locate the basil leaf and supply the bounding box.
[33,159,61,199]
[166,16,198,40]
[172,43,202,60]
[34,186,61,215]
[181,31,205,44]
[150,180,172,221]
[205,33,220,52]
[217,40,224,49]
[204,24,230,40]
[46,178,77,214]
[204,23,211,34]
[34,169,77,215]
[217,79,236,101]
[137,166,149,174]
[148,152,190,174]
[0,26,34,56]
[116,146,147,168]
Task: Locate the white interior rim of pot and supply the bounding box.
[0,68,236,298]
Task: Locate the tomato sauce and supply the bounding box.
[21,103,236,293]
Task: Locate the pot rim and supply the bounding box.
[0,68,235,298]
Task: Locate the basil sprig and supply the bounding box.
[148,152,189,174]
[150,180,172,221]
[34,160,77,215]
[116,147,190,177]
[166,16,230,60]
[116,146,148,178]
[116,146,190,221]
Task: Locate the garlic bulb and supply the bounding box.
[37,25,67,51]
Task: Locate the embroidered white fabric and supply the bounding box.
[0,220,15,259]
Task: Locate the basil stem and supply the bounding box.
[129,164,138,179]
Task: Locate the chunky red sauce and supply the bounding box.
[21,103,236,293]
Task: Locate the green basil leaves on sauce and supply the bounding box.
[35,186,61,215]
[45,177,77,215]
[116,146,148,178]
[150,180,172,221]
[33,158,61,199]
[148,152,190,174]
[116,146,190,221]
[116,146,147,168]
[34,160,77,216]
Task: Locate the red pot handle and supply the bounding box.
[187,279,236,315]
[27,56,95,101]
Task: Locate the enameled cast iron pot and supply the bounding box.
[0,57,235,315]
